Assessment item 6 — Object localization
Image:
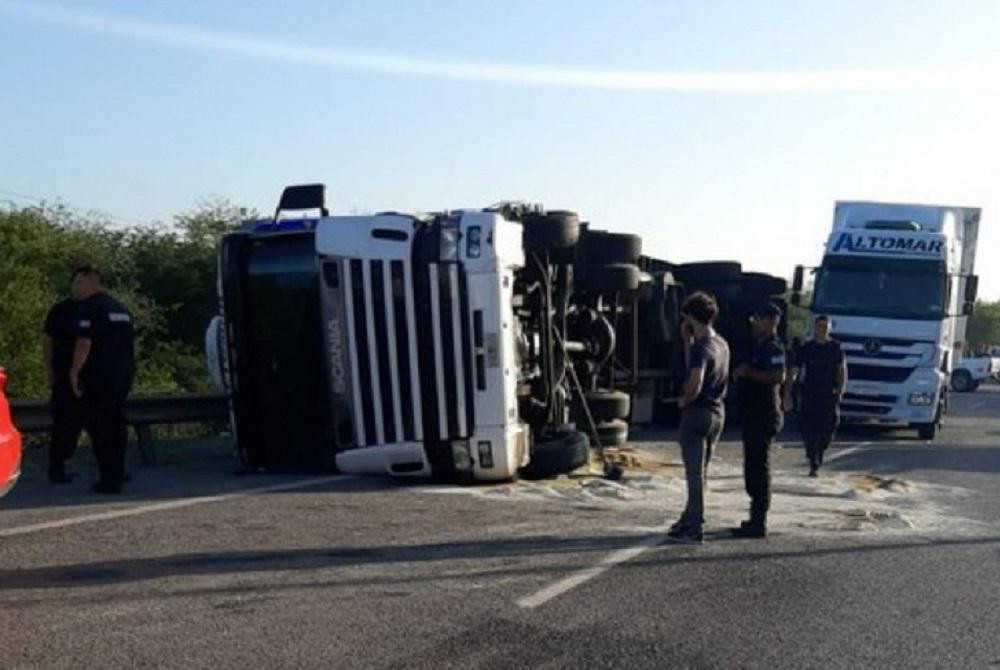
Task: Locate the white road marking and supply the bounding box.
[824,442,871,464]
[517,528,666,609]
[0,475,350,539]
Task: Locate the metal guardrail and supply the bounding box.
[9,393,230,464]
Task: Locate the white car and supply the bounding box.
[951,355,997,392]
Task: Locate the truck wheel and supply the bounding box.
[741,272,787,297]
[675,261,742,285]
[951,369,973,392]
[917,422,937,440]
[572,389,631,423]
[577,263,640,293]
[584,230,642,264]
[519,429,590,480]
[523,210,580,253]
[590,419,629,447]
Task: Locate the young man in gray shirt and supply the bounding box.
[667,291,730,543]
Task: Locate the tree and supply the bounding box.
[0,198,252,397]
[967,300,1000,350]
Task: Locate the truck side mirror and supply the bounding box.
[965,275,978,303]
[790,266,804,306]
[792,266,804,293]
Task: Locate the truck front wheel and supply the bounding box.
[916,422,937,440]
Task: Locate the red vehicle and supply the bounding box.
[0,367,22,497]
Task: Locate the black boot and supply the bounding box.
[731,515,767,538]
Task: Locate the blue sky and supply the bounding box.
[2,1,999,297]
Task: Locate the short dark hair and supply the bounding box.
[70,265,101,282]
[814,314,830,324]
[682,291,719,326]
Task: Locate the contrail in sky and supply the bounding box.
[2,1,997,93]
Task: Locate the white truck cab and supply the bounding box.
[793,201,981,439]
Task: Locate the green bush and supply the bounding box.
[0,199,249,398]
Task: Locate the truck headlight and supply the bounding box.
[908,392,934,406]
[440,224,459,261]
[466,225,482,258]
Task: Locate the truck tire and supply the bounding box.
[590,419,629,447]
[916,422,937,440]
[572,389,631,423]
[584,230,642,264]
[520,429,590,480]
[741,272,787,297]
[675,261,742,285]
[523,210,580,253]
[578,263,640,293]
[951,369,974,392]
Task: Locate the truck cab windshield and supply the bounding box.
[812,256,946,320]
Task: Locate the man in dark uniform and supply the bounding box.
[784,315,846,477]
[68,267,135,494]
[732,302,786,538]
[42,275,88,483]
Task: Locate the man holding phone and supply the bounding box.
[667,291,730,544]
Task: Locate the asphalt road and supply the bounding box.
[2,387,999,669]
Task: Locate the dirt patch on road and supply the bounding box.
[425,445,989,538]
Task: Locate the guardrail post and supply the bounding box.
[136,424,156,465]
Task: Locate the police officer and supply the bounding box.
[732,302,786,538]
[784,315,846,477]
[68,267,135,494]
[42,274,88,483]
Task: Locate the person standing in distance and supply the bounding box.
[42,272,89,483]
[667,291,730,544]
[784,315,846,477]
[68,267,135,494]
[731,302,786,539]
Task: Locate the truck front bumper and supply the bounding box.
[839,369,943,426]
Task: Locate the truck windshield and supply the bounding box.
[812,257,946,320]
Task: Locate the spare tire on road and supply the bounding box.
[520,429,591,480]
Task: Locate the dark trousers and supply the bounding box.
[49,390,84,475]
[741,412,783,521]
[83,394,128,486]
[800,395,839,468]
[678,406,725,529]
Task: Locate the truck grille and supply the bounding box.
[847,364,914,383]
[343,258,423,446]
[840,403,892,415]
[414,262,476,442]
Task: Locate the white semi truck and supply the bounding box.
[792,201,981,440]
[210,184,645,482]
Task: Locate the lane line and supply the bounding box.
[824,442,870,464]
[517,529,666,609]
[0,475,350,539]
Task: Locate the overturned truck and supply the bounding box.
[208,184,788,482]
[211,184,651,482]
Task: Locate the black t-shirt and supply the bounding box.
[43,298,80,393]
[688,333,730,412]
[76,292,135,398]
[795,339,845,399]
[739,335,785,418]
